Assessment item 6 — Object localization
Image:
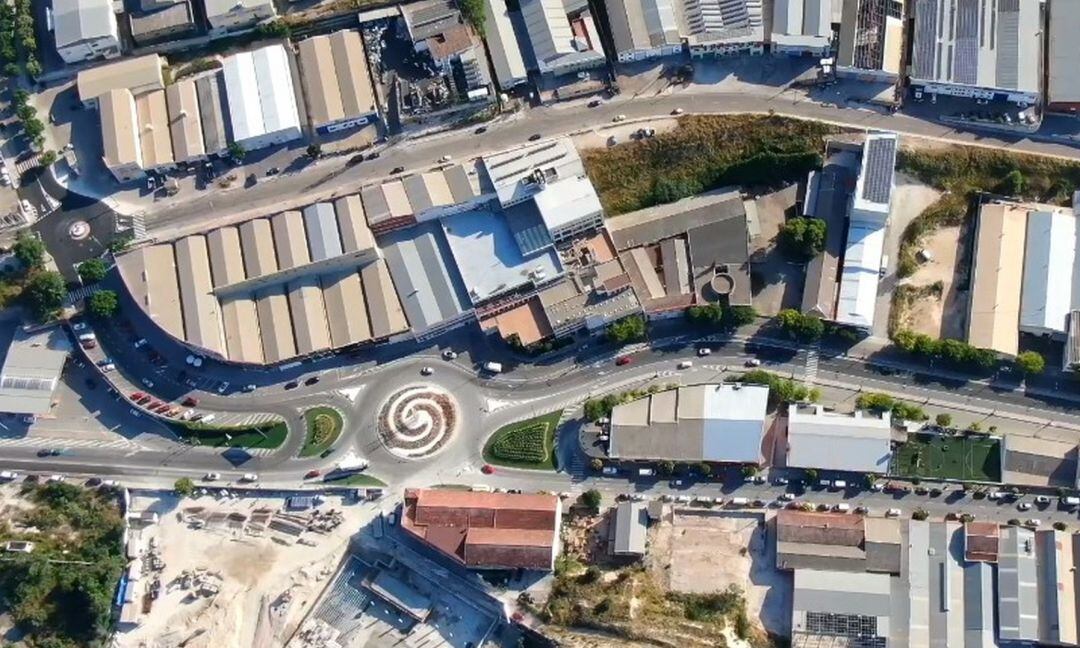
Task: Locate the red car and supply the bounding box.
[615,356,632,366]
[131,391,145,400]
[304,469,321,479]
[481,464,495,475]
[182,396,199,407]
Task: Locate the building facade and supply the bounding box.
[51,0,121,64]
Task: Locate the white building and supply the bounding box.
[50,0,121,64]
[770,0,831,56]
[786,403,892,473]
[1020,209,1079,337]
[835,133,895,330]
[520,0,607,76]
[483,138,604,244]
[203,0,277,34]
[221,45,303,151]
[909,0,1042,106]
[604,0,686,62]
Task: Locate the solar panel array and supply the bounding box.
[910,0,939,79]
[952,0,981,85]
[860,137,897,205]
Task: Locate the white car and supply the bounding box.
[240,473,258,482]
[886,508,902,517]
[46,474,66,483]
[1034,495,1051,504]
[72,322,87,332]
[779,493,795,501]
[141,378,154,389]
[420,366,433,376]
[834,503,850,512]
[677,360,693,369]
[438,155,452,163]
[1025,518,1042,528]
[100,362,115,372]
[203,472,220,481]
[1017,502,1031,511]
[672,107,684,115]
[0,470,18,481]
[745,358,762,367]
[697,348,712,357]
[442,350,457,360]
[613,114,627,122]
[134,338,148,348]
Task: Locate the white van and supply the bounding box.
[77,332,97,342]
[677,360,693,370]
[483,362,503,374]
[832,480,847,490]
[834,503,851,512]
[730,497,750,506]
[1062,496,1080,507]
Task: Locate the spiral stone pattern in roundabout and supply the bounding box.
[376,385,459,459]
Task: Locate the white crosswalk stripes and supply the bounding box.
[0,435,142,452]
[65,284,100,306]
[804,348,820,385]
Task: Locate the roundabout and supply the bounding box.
[375,384,459,460]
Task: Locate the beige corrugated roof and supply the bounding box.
[166,79,205,163]
[361,259,409,338]
[135,89,174,169]
[328,30,376,118]
[383,181,413,217]
[174,236,225,354]
[255,288,296,363]
[334,194,376,254]
[77,54,164,102]
[122,244,185,341]
[99,88,141,171]
[287,278,332,354]
[206,226,247,287]
[221,297,264,363]
[239,219,279,278]
[968,202,1027,355]
[271,211,310,270]
[298,35,344,127]
[322,270,372,346]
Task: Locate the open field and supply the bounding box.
[483,410,563,470]
[583,115,837,215]
[300,407,343,458]
[893,432,1002,482]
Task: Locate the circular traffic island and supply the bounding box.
[376,384,459,460]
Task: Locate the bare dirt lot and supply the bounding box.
[647,509,791,638]
[573,118,680,152]
[750,184,802,316]
[117,492,379,648]
[896,223,967,339]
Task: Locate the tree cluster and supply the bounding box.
[605,314,646,345]
[0,0,39,79]
[685,303,756,330]
[855,392,928,422]
[1014,350,1045,374]
[776,308,825,342]
[457,0,487,38]
[11,88,45,149]
[739,369,820,407]
[779,217,827,260]
[893,329,997,370]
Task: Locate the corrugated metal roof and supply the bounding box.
[174,236,225,354]
[121,244,186,340]
[613,501,647,555]
[1049,0,1080,105]
[99,88,141,171]
[380,222,470,332]
[607,187,745,250]
[166,79,206,163]
[968,202,1027,355]
[271,211,310,270]
[206,226,246,287]
[195,73,228,154]
[221,50,264,144]
[297,35,344,127]
[220,297,264,363]
[334,194,376,254]
[835,220,885,328]
[321,270,372,346]
[252,45,301,137]
[287,277,331,355]
[53,0,117,49]
[302,203,344,262]
[786,404,892,472]
[1020,209,1076,334]
[239,219,279,278]
[483,0,528,87]
[328,30,377,119]
[0,327,71,416]
[77,54,164,103]
[254,287,296,362]
[135,89,174,169]
[360,260,410,338]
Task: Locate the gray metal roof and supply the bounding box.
[195,73,229,155]
[379,222,471,333]
[801,161,850,319]
[613,501,647,555]
[302,203,344,262]
[786,404,892,473]
[997,525,1039,642]
[607,187,746,251]
[52,0,116,48]
[503,200,554,257]
[1049,0,1080,106]
[0,326,70,416]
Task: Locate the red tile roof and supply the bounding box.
[402,489,560,570]
[964,521,1000,563]
[776,510,864,546]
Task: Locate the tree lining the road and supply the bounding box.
[583,114,835,215]
[606,315,647,344]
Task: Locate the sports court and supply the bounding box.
[892,433,1002,482]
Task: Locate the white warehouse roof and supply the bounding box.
[222,44,302,150]
[835,220,885,329]
[1020,209,1078,335]
[786,404,892,473]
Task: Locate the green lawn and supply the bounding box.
[300,407,344,457]
[171,420,288,449]
[482,410,563,470]
[324,473,387,487]
[893,433,1002,482]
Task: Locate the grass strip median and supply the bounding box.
[323,473,387,487]
[300,407,344,457]
[170,419,288,449]
[482,410,563,470]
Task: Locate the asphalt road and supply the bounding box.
[139,88,1080,240]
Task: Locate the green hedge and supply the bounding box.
[483,410,563,470]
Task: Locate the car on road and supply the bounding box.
[677,360,693,369]
[442,350,457,360]
[474,126,487,134]
[266,167,280,176]
[481,464,495,475]
[141,378,154,389]
[886,508,902,517]
[72,322,87,332]
[613,114,627,122]
[779,493,795,501]
[285,381,298,390]
[672,107,684,115]
[304,469,321,479]
[528,133,542,141]
[182,396,199,406]
[773,477,789,485]
[751,475,766,484]
[319,448,335,459]
[745,358,762,367]
[615,356,632,366]
[1034,495,1051,505]
[391,166,405,174]
[1026,518,1042,528]
[438,155,452,163]
[37,448,66,457]
[240,473,258,482]
[833,503,850,512]
[697,348,712,356]
[420,366,433,376]
[134,338,148,348]
[304,376,320,386]
[588,99,602,107]
[216,382,229,394]
[242,384,256,392]
[1017,502,1032,511]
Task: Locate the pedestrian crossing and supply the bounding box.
[13,153,39,175]
[0,435,142,452]
[804,347,820,385]
[65,284,99,306]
